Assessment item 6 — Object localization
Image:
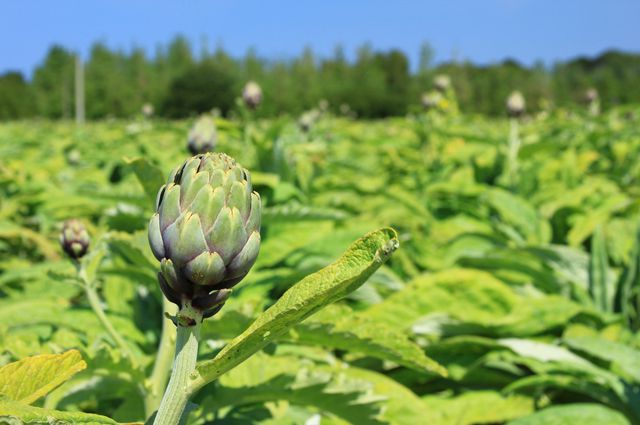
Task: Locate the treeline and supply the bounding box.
[1,36,639,120]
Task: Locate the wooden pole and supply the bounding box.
[75,55,85,125]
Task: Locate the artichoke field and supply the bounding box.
[0,105,639,424]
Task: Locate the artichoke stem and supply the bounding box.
[79,265,138,367]
[507,118,521,188]
[153,309,202,425]
[144,298,178,418]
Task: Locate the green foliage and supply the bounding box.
[0,350,86,405]
[3,39,640,120]
[191,228,399,390]
[1,105,640,424]
[507,404,630,425]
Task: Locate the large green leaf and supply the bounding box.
[507,403,630,425]
[291,305,447,376]
[0,298,147,344]
[590,225,611,311]
[422,391,534,425]
[0,350,86,405]
[197,353,385,425]
[361,268,590,337]
[565,336,640,383]
[190,228,399,392]
[0,396,136,424]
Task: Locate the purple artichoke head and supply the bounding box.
[60,219,90,259]
[148,153,261,318]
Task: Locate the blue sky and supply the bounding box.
[2,0,639,76]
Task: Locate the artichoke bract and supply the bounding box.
[60,219,90,259]
[148,153,261,320]
[187,116,217,155]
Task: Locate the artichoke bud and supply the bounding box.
[149,153,261,319]
[433,74,451,93]
[60,219,90,259]
[187,116,217,155]
[142,103,154,118]
[298,110,320,133]
[421,91,442,110]
[584,88,599,103]
[506,91,525,117]
[242,81,262,109]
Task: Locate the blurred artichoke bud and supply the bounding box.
[298,109,320,132]
[318,99,329,112]
[60,219,90,259]
[242,81,262,109]
[187,116,217,155]
[433,74,451,93]
[142,103,154,118]
[506,91,525,117]
[421,91,442,110]
[148,153,261,318]
[584,88,599,103]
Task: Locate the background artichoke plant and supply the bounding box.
[506,90,526,117]
[59,219,90,259]
[187,116,217,155]
[242,81,262,109]
[148,153,261,319]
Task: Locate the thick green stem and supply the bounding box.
[144,298,178,418]
[153,321,200,425]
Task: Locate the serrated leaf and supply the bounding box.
[362,268,590,338]
[0,350,86,405]
[292,305,447,376]
[506,403,630,425]
[191,228,399,391]
[198,353,385,425]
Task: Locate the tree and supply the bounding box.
[0,72,35,120]
[32,46,74,119]
[162,60,237,118]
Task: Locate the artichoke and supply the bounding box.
[433,74,451,93]
[421,91,442,111]
[148,153,261,319]
[585,88,599,103]
[506,91,525,117]
[187,116,217,155]
[242,81,262,109]
[298,109,320,133]
[60,219,90,259]
[142,103,154,118]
